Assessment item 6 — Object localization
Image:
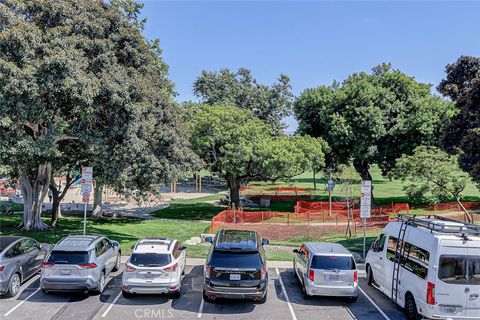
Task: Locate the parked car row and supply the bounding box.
[1,215,479,320]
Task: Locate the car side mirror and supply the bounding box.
[205,236,213,244]
[293,249,299,254]
[261,239,269,246]
[179,246,187,251]
[371,240,377,251]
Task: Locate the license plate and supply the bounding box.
[60,269,71,275]
[444,306,456,313]
[144,273,154,279]
[329,275,339,281]
[230,274,241,281]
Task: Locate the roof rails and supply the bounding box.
[396,214,480,235]
[56,234,103,246]
[134,238,175,251]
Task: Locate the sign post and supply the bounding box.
[81,167,93,235]
[360,180,372,259]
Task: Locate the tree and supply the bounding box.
[294,64,455,197]
[391,146,472,223]
[438,56,480,185]
[337,166,359,239]
[293,136,330,190]
[0,0,196,230]
[193,68,293,134]
[187,104,327,207]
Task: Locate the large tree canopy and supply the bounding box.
[193,68,293,134]
[438,56,480,185]
[187,104,327,207]
[294,64,455,189]
[0,0,196,230]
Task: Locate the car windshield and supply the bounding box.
[439,255,480,285]
[129,253,171,267]
[209,251,262,268]
[47,251,89,264]
[310,255,355,270]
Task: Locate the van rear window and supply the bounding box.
[439,255,480,285]
[310,255,355,270]
[47,251,89,264]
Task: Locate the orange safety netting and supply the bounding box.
[210,210,391,241]
[294,201,410,216]
[426,202,480,211]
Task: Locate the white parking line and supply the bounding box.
[101,290,122,318]
[275,268,297,320]
[4,288,40,317]
[358,287,391,320]
[197,297,204,318]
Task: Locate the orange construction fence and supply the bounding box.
[294,200,410,216]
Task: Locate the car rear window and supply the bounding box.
[129,253,171,267]
[209,251,262,268]
[310,255,355,270]
[47,251,89,264]
[439,255,480,285]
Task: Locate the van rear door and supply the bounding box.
[436,239,469,317]
[310,255,356,287]
[466,240,480,318]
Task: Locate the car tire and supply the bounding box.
[347,295,358,302]
[112,254,121,272]
[171,290,181,299]
[95,272,106,294]
[302,284,310,299]
[203,290,215,303]
[405,294,421,320]
[42,289,49,295]
[6,273,21,297]
[122,290,133,299]
[367,265,374,286]
[257,291,267,304]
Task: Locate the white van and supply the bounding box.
[366,215,480,320]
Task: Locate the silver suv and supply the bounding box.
[40,235,121,294]
[122,238,186,298]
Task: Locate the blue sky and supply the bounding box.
[140,0,480,132]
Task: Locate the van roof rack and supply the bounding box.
[396,214,480,235]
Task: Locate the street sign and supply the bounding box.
[81,167,93,203]
[360,180,371,218]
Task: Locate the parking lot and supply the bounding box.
[0,263,407,320]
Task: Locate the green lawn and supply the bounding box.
[0,201,23,212]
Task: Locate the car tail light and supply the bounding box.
[78,263,97,269]
[309,269,315,281]
[427,282,435,305]
[40,262,55,268]
[125,264,136,272]
[260,267,267,280]
[353,271,358,283]
[163,262,178,272]
[0,266,4,272]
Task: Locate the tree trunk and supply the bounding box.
[227,176,241,209]
[94,182,103,210]
[18,164,52,231]
[50,184,62,227]
[455,196,473,223]
[313,169,317,191]
[353,159,375,202]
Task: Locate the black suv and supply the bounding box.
[203,229,269,303]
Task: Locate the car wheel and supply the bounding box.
[302,283,310,299]
[96,272,106,294]
[171,290,181,299]
[367,265,374,286]
[257,291,267,304]
[42,289,49,295]
[112,254,121,272]
[203,290,215,303]
[405,294,421,320]
[347,295,358,302]
[122,290,133,299]
[6,273,21,297]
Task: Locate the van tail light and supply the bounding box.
[78,263,97,269]
[309,269,315,281]
[163,262,178,272]
[125,264,136,272]
[40,262,55,268]
[260,267,267,280]
[205,266,211,279]
[0,266,4,272]
[353,271,358,283]
[427,282,435,305]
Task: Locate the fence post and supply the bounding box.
[287,212,290,226]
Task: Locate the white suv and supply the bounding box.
[366,215,480,320]
[122,238,186,298]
